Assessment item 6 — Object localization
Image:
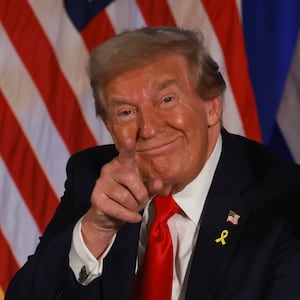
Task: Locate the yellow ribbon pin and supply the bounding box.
[215,229,229,245]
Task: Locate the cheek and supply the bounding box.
[176,106,210,160]
[165,107,193,131]
[169,104,208,138]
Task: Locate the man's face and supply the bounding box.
[103,54,221,194]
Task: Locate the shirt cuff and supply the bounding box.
[69,216,116,285]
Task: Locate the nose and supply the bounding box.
[138,108,163,139]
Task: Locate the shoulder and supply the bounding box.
[221,129,300,211]
[222,129,300,231]
[64,144,119,186]
[221,129,300,186]
[67,144,118,169]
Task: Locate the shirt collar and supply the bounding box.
[172,134,222,225]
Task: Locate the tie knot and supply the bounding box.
[153,195,180,223]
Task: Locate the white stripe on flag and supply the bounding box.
[28,0,113,146]
[0,157,41,266]
[106,0,146,33]
[0,23,69,198]
[235,0,242,19]
[277,32,300,163]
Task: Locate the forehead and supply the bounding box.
[103,54,193,97]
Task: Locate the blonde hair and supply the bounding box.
[88,26,226,117]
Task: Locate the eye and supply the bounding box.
[114,107,137,123]
[162,96,173,103]
[159,95,178,109]
[119,109,134,117]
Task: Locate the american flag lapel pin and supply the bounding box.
[226,210,240,225]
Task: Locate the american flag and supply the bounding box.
[0,1,299,298]
[227,210,240,226]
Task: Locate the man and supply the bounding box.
[5,27,300,300]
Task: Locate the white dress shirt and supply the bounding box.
[69,134,222,299]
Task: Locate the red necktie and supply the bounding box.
[134,195,180,300]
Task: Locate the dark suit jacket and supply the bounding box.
[5,130,300,300]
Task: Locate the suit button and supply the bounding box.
[55,288,66,300]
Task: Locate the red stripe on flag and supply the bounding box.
[137,0,177,26]
[0,229,20,293]
[81,10,116,52]
[0,90,59,232]
[202,0,262,142]
[0,0,97,153]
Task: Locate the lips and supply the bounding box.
[136,137,180,154]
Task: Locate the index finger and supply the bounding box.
[116,137,137,169]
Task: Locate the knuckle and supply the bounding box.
[100,162,113,175]
[111,205,123,219]
[125,171,138,182]
[117,189,135,208]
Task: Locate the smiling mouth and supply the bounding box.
[136,137,180,153]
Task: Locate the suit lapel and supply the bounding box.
[185,130,256,300]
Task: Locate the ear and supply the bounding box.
[207,96,222,127]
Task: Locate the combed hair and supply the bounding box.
[88,26,226,117]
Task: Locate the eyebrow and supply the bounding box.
[108,99,135,108]
[107,79,181,108]
[154,79,179,92]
